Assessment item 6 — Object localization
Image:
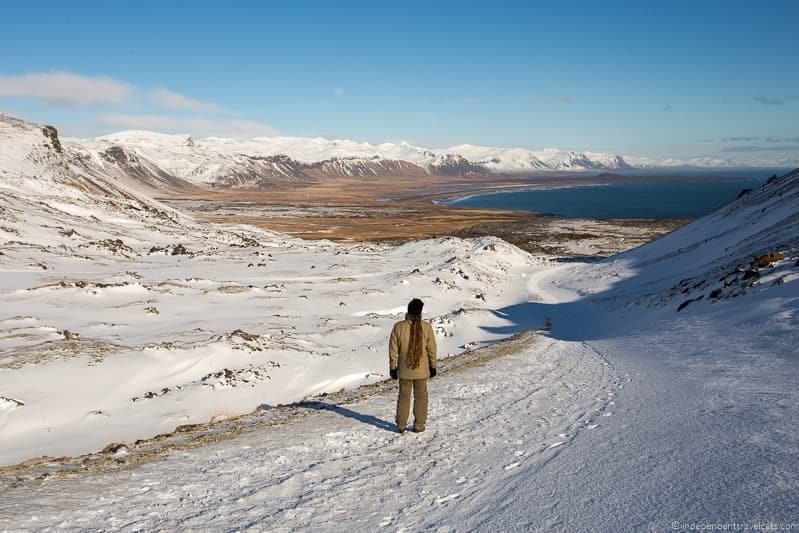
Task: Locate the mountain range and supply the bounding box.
[2,113,795,192]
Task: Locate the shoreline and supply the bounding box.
[156,172,735,253]
[431,182,610,206]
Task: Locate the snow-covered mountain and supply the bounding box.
[0,116,757,190]
[64,127,643,189]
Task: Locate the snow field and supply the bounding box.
[0,334,620,531]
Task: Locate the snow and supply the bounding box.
[61,123,796,189]
[1,114,797,529]
[68,131,640,187]
[0,116,546,466]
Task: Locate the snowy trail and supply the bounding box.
[2,267,798,531]
[0,332,620,530]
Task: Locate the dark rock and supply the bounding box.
[100,239,132,255]
[171,244,189,256]
[710,288,722,299]
[230,329,259,342]
[677,295,704,312]
[743,268,760,280]
[736,188,752,199]
[42,125,63,153]
[101,443,128,455]
[175,424,201,433]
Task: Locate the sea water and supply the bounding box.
[446,175,774,219]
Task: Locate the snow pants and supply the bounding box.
[396,378,428,431]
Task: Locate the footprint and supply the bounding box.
[548,441,565,449]
[587,424,599,429]
[378,516,394,527]
[504,462,520,471]
[601,412,612,417]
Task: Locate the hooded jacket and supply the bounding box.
[389,314,438,380]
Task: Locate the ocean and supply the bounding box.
[444,174,775,219]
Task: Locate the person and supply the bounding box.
[389,298,437,433]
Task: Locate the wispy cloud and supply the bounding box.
[765,136,799,143]
[722,144,799,153]
[148,88,219,112]
[334,88,344,97]
[95,113,277,138]
[663,104,674,112]
[0,71,132,106]
[721,136,760,142]
[534,95,573,105]
[753,95,798,106]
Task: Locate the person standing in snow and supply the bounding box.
[389,298,437,433]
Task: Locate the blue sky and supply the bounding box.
[1,0,797,161]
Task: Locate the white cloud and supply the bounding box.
[148,88,219,111]
[95,113,278,138]
[0,71,132,106]
[334,88,344,97]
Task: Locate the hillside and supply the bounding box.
[0,115,539,466]
[0,114,796,529]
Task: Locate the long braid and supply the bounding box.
[407,314,424,369]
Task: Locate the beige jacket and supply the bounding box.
[389,315,438,380]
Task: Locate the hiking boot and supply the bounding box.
[397,427,406,434]
[413,426,425,433]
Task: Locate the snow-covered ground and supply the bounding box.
[2,238,797,529]
[1,115,797,529]
[0,116,545,467]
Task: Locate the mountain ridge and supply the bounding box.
[2,113,795,193]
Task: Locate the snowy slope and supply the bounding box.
[1,164,797,527]
[0,115,544,466]
[0,114,797,528]
[557,168,799,319]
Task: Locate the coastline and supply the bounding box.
[156,170,768,254]
[432,182,609,206]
